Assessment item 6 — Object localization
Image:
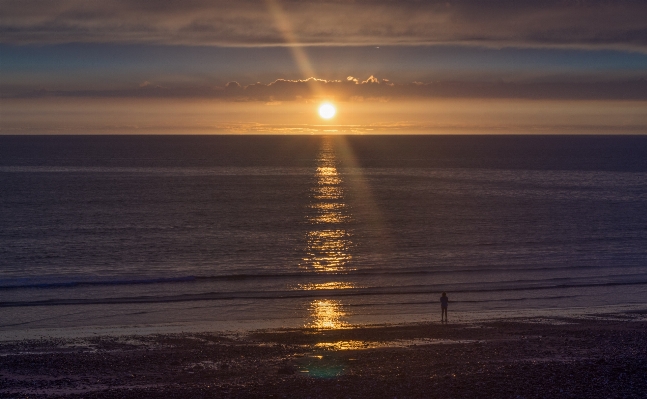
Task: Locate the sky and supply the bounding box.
[1,0,647,134]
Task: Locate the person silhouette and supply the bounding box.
[440,292,449,322]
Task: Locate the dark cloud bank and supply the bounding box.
[12,76,647,101]
[2,0,647,50]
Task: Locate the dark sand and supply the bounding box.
[1,315,646,398]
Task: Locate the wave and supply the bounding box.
[3,264,645,291]
[0,166,314,176]
[0,276,197,290]
[345,294,581,308]
[2,280,646,308]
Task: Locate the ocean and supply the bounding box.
[1,135,646,337]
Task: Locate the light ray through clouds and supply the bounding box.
[265,0,326,100]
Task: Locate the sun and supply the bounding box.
[318,103,336,119]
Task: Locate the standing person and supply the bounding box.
[440,292,449,322]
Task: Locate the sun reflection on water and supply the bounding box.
[308,212,349,224]
[314,341,374,350]
[312,186,343,200]
[302,230,352,271]
[307,299,348,329]
[316,166,337,174]
[300,139,353,272]
[300,138,355,330]
[309,202,345,211]
[298,282,357,290]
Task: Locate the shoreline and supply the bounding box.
[2,312,647,398]
[3,302,647,342]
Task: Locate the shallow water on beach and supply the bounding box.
[1,135,647,336]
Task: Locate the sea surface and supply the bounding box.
[1,135,647,337]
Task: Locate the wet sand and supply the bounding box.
[1,314,646,398]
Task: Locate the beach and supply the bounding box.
[2,313,646,398]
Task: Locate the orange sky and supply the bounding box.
[2,1,647,135]
[2,97,646,135]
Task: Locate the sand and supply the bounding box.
[1,313,646,398]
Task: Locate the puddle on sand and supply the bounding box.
[313,338,477,351]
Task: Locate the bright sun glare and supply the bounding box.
[318,103,336,119]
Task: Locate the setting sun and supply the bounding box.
[318,103,336,119]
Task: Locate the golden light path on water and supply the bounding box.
[301,230,352,270]
[301,140,354,274]
[298,282,357,290]
[301,138,355,330]
[308,299,349,329]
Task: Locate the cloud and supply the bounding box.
[8,76,647,101]
[1,1,647,50]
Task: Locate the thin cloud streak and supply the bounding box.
[7,76,647,101]
[2,1,647,51]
